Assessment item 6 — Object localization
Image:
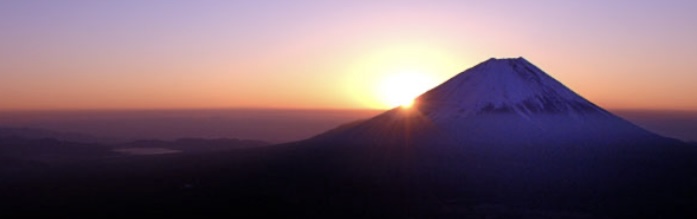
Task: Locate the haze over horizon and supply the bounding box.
[2,1,697,111]
[2,2,697,217]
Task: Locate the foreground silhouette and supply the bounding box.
[1,58,695,218]
[281,58,697,218]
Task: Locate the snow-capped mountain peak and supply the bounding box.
[289,57,695,219]
[308,57,674,148]
[417,57,603,117]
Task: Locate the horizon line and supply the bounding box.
[1,107,696,113]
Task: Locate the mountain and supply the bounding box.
[311,57,677,147]
[0,58,694,217]
[286,57,697,218]
[0,127,270,168]
[0,127,112,143]
[115,138,269,154]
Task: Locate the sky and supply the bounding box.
[1,0,696,111]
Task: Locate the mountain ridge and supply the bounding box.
[417,57,604,116]
[307,57,678,148]
[285,57,696,217]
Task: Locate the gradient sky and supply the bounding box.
[1,0,696,110]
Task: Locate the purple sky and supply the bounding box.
[1,1,696,110]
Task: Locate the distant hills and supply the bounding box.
[0,127,269,166]
[0,127,111,143]
[0,58,695,218]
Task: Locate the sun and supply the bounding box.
[400,99,415,108]
[377,71,438,109]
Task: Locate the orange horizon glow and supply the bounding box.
[1,2,697,111]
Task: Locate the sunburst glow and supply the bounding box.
[377,71,438,108]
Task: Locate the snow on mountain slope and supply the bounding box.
[309,57,675,148]
[417,57,607,118]
[283,57,696,218]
